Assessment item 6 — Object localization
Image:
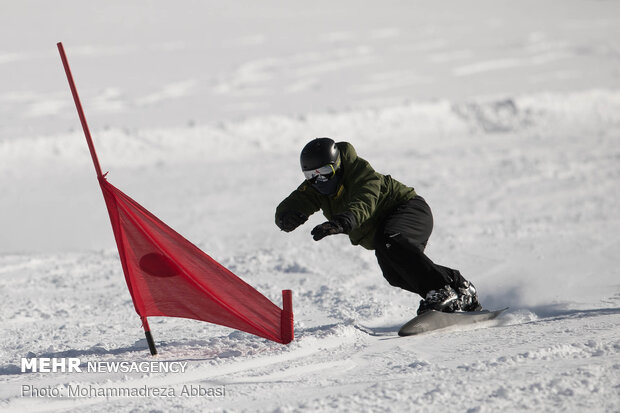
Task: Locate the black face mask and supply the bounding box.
[312,168,343,196]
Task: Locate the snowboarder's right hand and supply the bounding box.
[277,211,308,232]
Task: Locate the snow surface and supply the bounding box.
[1,1,619,412]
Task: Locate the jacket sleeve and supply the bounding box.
[341,154,382,228]
[275,181,322,225]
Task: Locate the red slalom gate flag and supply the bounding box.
[57,42,293,354]
[99,177,293,345]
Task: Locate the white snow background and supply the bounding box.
[1,1,619,412]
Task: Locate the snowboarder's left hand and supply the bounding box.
[311,212,356,241]
[311,221,344,241]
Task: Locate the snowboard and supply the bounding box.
[398,308,508,336]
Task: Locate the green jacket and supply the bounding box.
[275,142,416,250]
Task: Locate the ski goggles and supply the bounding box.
[303,163,339,183]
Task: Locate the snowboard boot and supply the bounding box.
[417,285,459,315]
[454,280,482,312]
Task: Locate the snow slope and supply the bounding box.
[1,1,619,412]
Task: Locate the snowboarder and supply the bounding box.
[275,138,481,314]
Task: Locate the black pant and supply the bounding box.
[374,196,465,297]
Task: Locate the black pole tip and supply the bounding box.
[145,330,158,356]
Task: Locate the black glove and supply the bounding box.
[311,221,343,241]
[277,211,308,232]
[311,212,356,241]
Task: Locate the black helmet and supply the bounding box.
[300,137,343,195]
[300,137,340,171]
